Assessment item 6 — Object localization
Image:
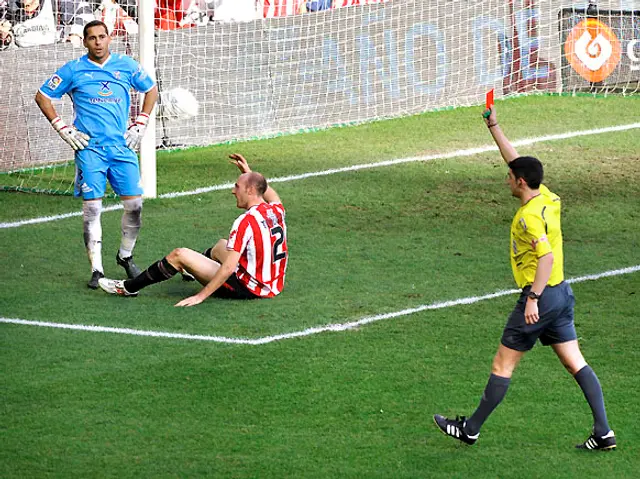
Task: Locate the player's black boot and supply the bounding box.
[87,270,104,289]
[433,414,479,445]
[576,430,616,451]
[116,253,142,279]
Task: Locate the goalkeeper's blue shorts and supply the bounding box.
[74,145,143,200]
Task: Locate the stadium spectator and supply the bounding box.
[155,0,210,30]
[332,0,388,8]
[35,19,159,289]
[0,0,57,49]
[260,0,305,18]
[306,0,331,12]
[58,0,95,46]
[433,106,616,451]
[95,0,137,36]
[211,0,257,22]
[0,0,13,49]
[98,154,289,307]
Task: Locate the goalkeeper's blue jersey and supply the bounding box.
[39,53,155,146]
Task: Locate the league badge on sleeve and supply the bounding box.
[47,74,63,90]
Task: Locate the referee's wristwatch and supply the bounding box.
[527,291,541,301]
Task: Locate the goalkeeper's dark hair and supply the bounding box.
[246,172,268,196]
[83,20,109,39]
[508,156,543,189]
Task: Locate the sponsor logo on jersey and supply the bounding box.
[47,74,62,90]
[90,97,123,104]
[564,18,621,82]
[97,81,113,97]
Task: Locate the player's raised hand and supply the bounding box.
[125,113,150,150]
[51,117,90,150]
[482,106,498,128]
[229,153,252,173]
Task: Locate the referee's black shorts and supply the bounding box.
[501,281,577,352]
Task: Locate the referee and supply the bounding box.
[433,106,615,451]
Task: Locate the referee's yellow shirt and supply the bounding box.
[510,184,564,289]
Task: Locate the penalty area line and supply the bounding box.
[1,265,638,345]
[2,122,639,229]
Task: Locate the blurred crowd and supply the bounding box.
[0,0,389,50]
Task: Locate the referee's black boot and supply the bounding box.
[433,414,479,445]
[576,430,616,451]
[116,253,142,279]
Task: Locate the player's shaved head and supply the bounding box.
[83,20,109,39]
[244,172,268,196]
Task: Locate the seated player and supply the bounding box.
[98,154,289,307]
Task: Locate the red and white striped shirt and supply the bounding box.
[227,202,288,297]
[260,0,301,17]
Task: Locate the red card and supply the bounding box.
[485,89,494,109]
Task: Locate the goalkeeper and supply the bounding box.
[35,19,158,289]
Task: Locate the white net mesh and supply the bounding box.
[1,0,638,193]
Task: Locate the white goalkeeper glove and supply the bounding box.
[51,117,90,151]
[124,113,150,151]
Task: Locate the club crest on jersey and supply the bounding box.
[114,71,121,80]
[97,81,113,97]
[47,74,62,90]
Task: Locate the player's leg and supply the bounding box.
[83,199,104,288]
[211,239,232,263]
[552,341,615,450]
[76,148,109,288]
[107,147,144,278]
[434,345,525,445]
[542,282,614,450]
[181,239,227,282]
[435,294,536,444]
[101,248,220,296]
[117,195,143,278]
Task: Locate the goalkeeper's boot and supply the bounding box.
[576,430,616,451]
[98,278,138,297]
[87,270,104,290]
[433,414,479,445]
[116,253,143,279]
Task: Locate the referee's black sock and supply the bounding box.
[465,374,511,436]
[574,365,611,437]
[124,257,178,293]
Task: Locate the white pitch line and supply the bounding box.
[2,122,639,229]
[1,265,638,345]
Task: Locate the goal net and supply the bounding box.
[1,0,638,196]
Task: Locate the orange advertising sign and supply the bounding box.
[564,18,622,82]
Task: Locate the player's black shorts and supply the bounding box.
[213,274,260,300]
[501,281,577,352]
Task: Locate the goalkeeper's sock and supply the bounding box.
[83,200,103,273]
[119,197,143,259]
[124,257,178,293]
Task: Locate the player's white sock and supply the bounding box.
[119,197,143,259]
[83,200,103,273]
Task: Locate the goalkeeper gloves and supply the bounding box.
[51,117,90,151]
[124,113,150,151]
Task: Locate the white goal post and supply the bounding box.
[0,0,638,197]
